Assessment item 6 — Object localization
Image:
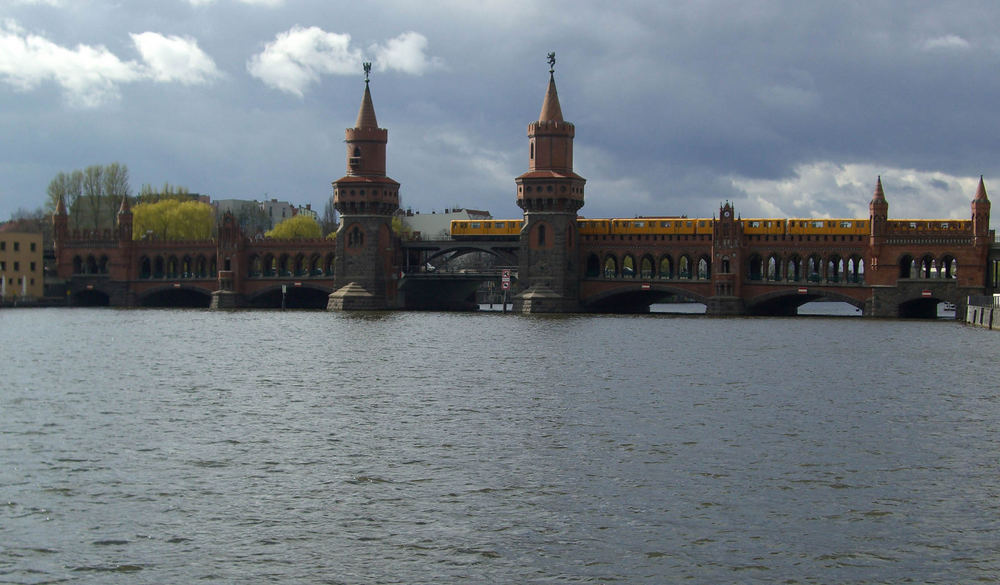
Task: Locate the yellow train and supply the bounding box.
[450,219,522,239]
[451,216,903,239]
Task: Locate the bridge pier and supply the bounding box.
[210,290,245,309]
[705,296,746,316]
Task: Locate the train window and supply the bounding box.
[811,221,824,228]
[634,221,645,228]
[471,222,480,229]
[495,222,505,228]
[661,222,671,227]
[941,222,949,228]
[840,221,852,228]
[909,222,917,228]
[750,221,760,228]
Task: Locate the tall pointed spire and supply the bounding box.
[355,62,379,129]
[872,175,885,202]
[118,193,131,215]
[975,175,989,201]
[539,52,564,123]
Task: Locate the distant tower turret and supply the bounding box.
[972,176,991,244]
[328,63,401,310]
[513,53,586,313]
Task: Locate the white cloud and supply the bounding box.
[370,31,443,75]
[921,34,971,52]
[730,162,981,221]
[186,0,284,5]
[0,21,221,107]
[0,19,141,107]
[131,32,220,84]
[248,28,442,96]
[247,26,361,96]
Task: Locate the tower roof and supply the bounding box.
[538,74,564,123]
[55,193,66,215]
[975,175,989,201]
[355,83,379,129]
[871,175,886,202]
[118,194,131,215]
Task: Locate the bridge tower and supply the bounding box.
[513,54,586,313]
[327,65,401,310]
[972,176,991,246]
[707,201,746,314]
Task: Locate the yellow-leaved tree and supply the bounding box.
[133,199,214,240]
[265,214,322,239]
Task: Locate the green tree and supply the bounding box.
[265,214,322,239]
[133,199,214,240]
[136,182,192,204]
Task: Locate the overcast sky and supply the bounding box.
[2,0,999,227]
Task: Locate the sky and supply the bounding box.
[2,0,999,228]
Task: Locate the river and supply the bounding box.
[1,308,998,584]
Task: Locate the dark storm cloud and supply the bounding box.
[1,0,997,225]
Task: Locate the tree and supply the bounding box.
[133,199,214,240]
[103,162,131,213]
[321,196,338,236]
[265,214,321,239]
[82,164,104,232]
[136,182,191,204]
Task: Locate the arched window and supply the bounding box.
[640,255,654,279]
[899,255,913,279]
[537,224,546,246]
[585,253,600,277]
[659,256,673,279]
[603,256,618,278]
[697,257,710,279]
[622,255,635,278]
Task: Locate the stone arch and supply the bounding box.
[899,254,914,278]
[153,256,165,278]
[86,255,98,274]
[294,253,306,276]
[678,255,692,279]
[263,253,276,276]
[195,255,208,278]
[748,253,764,281]
[181,255,193,278]
[640,254,655,279]
[278,254,291,276]
[585,253,600,277]
[622,254,636,278]
[787,255,802,282]
[847,255,864,283]
[603,255,618,278]
[658,255,673,279]
[139,256,151,279]
[918,254,935,278]
[827,255,843,283]
[697,255,711,279]
[308,253,322,276]
[766,254,781,281]
[940,255,958,279]
[72,255,84,274]
[807,254,823,282]
[166,256,179,278]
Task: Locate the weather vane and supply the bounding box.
[547,52,556,74]
[363,61,372,84]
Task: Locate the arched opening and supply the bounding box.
[678,255,691,279]
[72,256,83,274]
[139,256,152,279]
[585,253,600,277]
[263,254,276,277]
[640,255,654,279]
[324,253,335,276]
[294,253,306,276]
[86,255,98,274]
[73,289,110,307]
[748,254,764,281]
[847,256,864,283]
[603,255,618,278]
[98,255,109,274]
[166,256,179,278]
[658,255,673,279]
[697,256,711,279]
[195,255,208,278]
[787,256,802,282]
[827,256,843,283]
[309,253,322,276]
[182,255,193,278]
[153,256,165,279]
[622,255,636,278]
[278,254,291,276]
[941,256,958,279]
[537,224,547,247]
[766,254,781,281]
[807,255,822,282]
[899,255,913,279]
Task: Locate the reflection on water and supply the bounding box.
[0,308,997,584]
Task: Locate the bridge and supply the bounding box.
[49,61,998,318]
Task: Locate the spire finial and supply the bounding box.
[547,52,556,77]
[363,61,372,85]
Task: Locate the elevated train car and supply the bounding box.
[450,219,523,240]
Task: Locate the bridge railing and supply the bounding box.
[968,294,1000,307]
